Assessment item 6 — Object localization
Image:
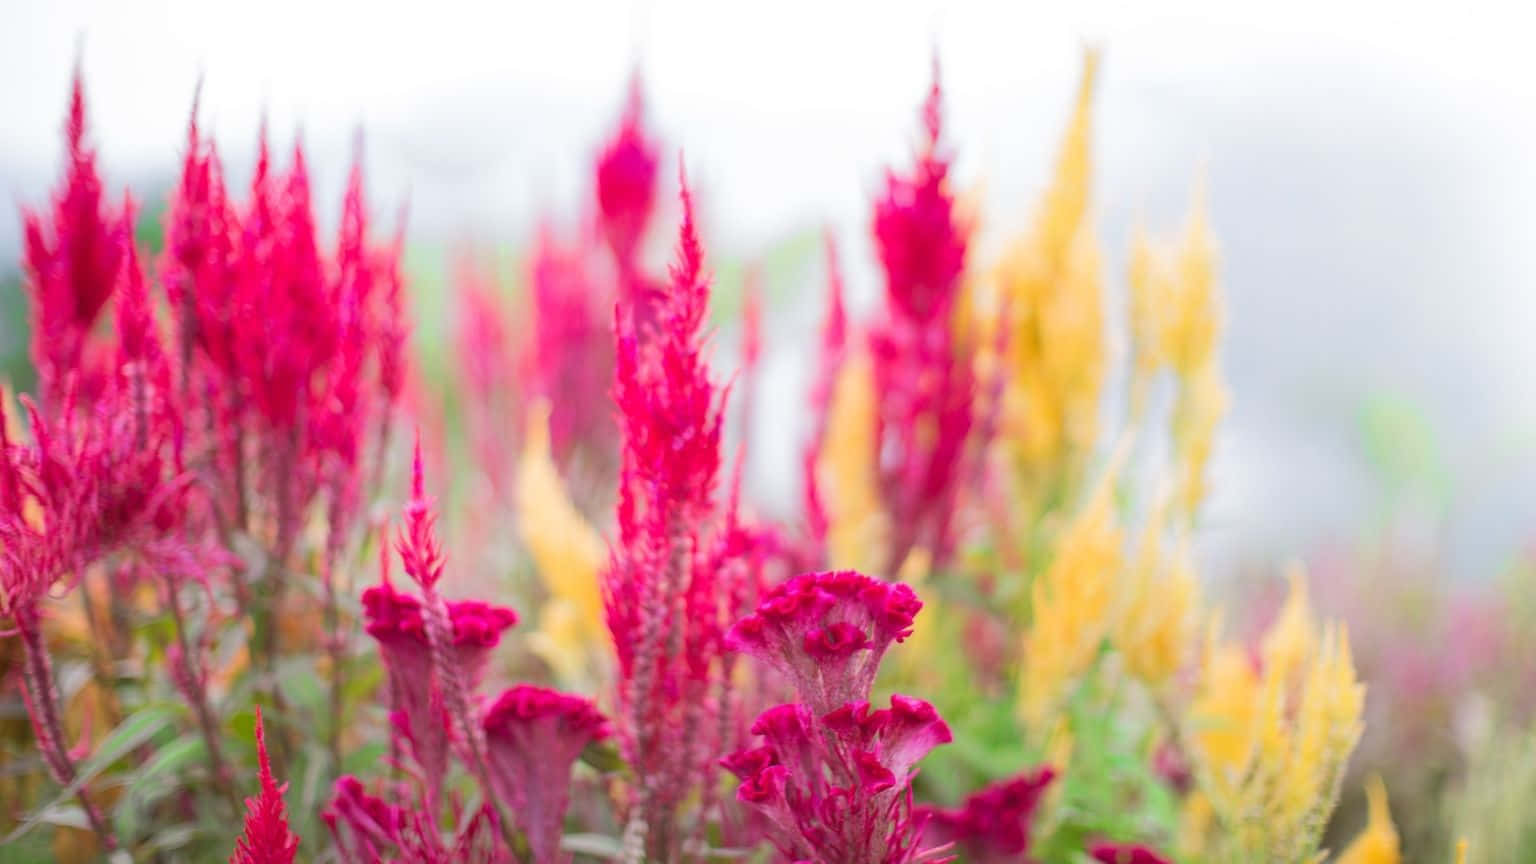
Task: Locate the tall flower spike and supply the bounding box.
[23,67,121,404]
[868,60,974,572]
[231,707,300,864]
[397,433,443,590]
[595,73,659,272]
[482,685,610,863]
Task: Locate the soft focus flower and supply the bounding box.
[868,62,975,573]
[516,399,608,687]
[917,767,1055,862]
[1115,497,1199,687]
[482,685,609,863]
[1019,457,1122,734]
[1190,572,1365,860]
[22,68,121,406]
[817,351,889,574]
[993,48,1104,507]
[1335,775,1401,864]
[230,707,300,864]
[1087,842,1173,864]
[595,75,659,275]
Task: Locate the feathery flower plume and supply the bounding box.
[481,685,610,863]
[596,75,660,277]
[230,707,300,864]
[605,163,730,862]
[917,767,1055,862]
[1115,496,1199,687]
[1335,775,1401,864]
[516,399,608,686]
[722,570,952,863]
[993,47,1104,509]
[1190,571,1365,860]
[1019,455,1123,734]
[528,227,616,476]
[802,235,848,549]
[868,60,974,573]
[22,68,121,406]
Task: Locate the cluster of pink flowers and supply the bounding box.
[327,445,608,862]
[917,768,1056,862]
[722,570,953,863]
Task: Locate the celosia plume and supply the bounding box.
[22,68,121,405]
[868,63,975,573]
[1335,775,1402,864]
[230,707,300,864]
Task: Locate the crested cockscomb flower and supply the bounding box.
[725,569,921,716]
[1087,842,1173,864]
[917,767,1055,862]
[325,775,510,864]
[722,570,951,863]
[22,68,122,406]
[482,685,610,863]
[595,75,659,274]
[364,538,516,800]
[230,707,300,864]
[867,62,975,573]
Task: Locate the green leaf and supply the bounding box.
[4,703,180,844]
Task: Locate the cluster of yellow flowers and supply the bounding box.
[516,399,609,689]
[1187,573,1366,861]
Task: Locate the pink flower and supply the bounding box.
[482,685,610,863]
[726,570,921,715]
[22,68,121,406]
[722,695,952,864]
[1087,842,1173,864]
[528,227,616,474]
[723,570,950,863]
[917,767,1055,862]
[230,707,300,864]
[595,74,659,273]
[867,62,975,572]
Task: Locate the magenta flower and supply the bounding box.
[723,570,951,863]
[726,570,922,715]
[867,63,975,573]
[230,707,300,864]
[917,768,1056,862]
[595,74,659,274]
[1088,842,1174,864]
[482,685,610,863]
[22,68,121,406]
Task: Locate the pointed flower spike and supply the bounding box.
[230,706,300,864]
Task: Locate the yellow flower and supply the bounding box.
[517,399,608,688]
[1116,496,1199,686]
[818,351,890,575]
[994,48,1106,504]
[1190,570,1365,861]
[1018,455,1121,734]
[1454,838,1468,864]
[1171,359,1226,518]
[1335,776,1401,864]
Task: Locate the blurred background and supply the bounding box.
[5,0,1535,581]
[3,2,1535,854]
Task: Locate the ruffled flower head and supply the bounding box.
[726,569,921,715]
[482,685,609,863]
